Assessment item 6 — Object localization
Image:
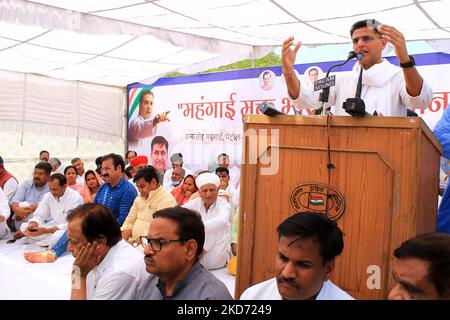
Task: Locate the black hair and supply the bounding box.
[153,207,205,257]
[217,153,229,161]
[39,150,49,157]
[124,166,134,179]
[215,167,229,175]
[125,150,137,159]
[350,19,382,37]
[277,212,344,264]
[50,173,67,186]
[133,165,158,184]
[151,136,169,152]
[67,203,121,247]
[35,162,52,175]
[139,89,154,106]
[95,156,103,166]
[308,68,318,75]
[102,153,125,173]
[64,165,77,176]
[394,233,450,299]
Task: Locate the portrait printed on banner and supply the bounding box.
[127,88,172,167]
[259,70,276,91]
[303,66,324,88]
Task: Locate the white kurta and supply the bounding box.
[293,59,432,116]
[240,278,354,300]
[0,188,11,239]
[20,187,82,246]
[2,177,18,202]
[183,197,231,270]
[86,240,147,300]
[29,187,83,230]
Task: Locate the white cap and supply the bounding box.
[195,172,220,189]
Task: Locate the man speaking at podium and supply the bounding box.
[281,19,432,116]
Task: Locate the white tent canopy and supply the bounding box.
[0,0,449,86]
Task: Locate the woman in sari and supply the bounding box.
[171,174,198,205]
[82,170,103,203]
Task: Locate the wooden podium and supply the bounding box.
[235,115,441,300]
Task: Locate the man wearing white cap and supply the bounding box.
[182,172,231,270]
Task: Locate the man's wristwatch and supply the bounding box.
[400,55,415,68]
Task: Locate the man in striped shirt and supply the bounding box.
[94,153,137,226]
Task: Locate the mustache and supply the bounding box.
[276,277,300,289]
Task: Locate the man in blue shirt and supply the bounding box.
[94,153,137,226]
[433,104,450,233]
[10,162,51,233]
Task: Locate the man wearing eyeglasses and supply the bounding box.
[281,19,432,116]
[136,207,232,300]
[94,153,137,226]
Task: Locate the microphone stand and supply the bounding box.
[343,53,369,117]
[318,51,358,115]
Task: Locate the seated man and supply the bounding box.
[162,153,193,188]
[164,167,185,193]
[130,155,149,175]
[136,207,232,300]
[183,172,230,270]
[121,166,177,248]
[0,156,18,201]
[388,233,450,300]
[0,188,11,239]
[217,153,240,189]
[240,212,354,300]
[68,203,148,300]
[216,167,239,223]
[20,173,82,247]
[10,162,51,233]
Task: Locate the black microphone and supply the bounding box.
[259,102,284,116]
[343,52,369,116]
[315,51,361,115]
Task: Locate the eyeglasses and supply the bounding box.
[140,236,186,251]
[100,166,113,172]
[351,35,381,45]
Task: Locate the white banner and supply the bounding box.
[127,53,450,172]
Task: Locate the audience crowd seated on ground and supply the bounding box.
[3,141,449,301]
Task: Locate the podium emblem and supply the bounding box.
[290,183,346,221]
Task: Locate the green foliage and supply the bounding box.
[163,52,280,78]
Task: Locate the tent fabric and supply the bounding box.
[0,0,448,86]
[0,69,124,143]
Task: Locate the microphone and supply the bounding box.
[259,102,284,116]
[343,52,370,116]
[315,51,361,115]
